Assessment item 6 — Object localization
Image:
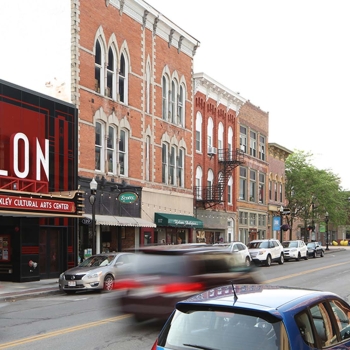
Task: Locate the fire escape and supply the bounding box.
[195,148,245,208]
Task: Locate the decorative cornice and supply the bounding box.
[168,29,175,48]
[119,0,125,15]
[177,35,184,53]
[153,16,159,36]
[142,10,149,30]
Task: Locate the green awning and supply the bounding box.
[155,213,203,228]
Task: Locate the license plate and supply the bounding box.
[68,281,76,287]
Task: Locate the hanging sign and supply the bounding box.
[117,192,138,204]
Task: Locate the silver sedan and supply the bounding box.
[59,252,134,294]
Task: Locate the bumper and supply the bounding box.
[59,279,103,291]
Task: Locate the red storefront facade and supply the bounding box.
[0,80,83,282]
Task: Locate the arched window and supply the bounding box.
[95,39,104,94]
[107,125,117,174]
[170,80,178,124]
[169,145,177,185]
[146,63,151,113]
[228,127,233,160]
[196,166,203,199]
[178,148,184,187]
[162,75,169,120]
[119,52,128,104]
[196,112,202,152]
[207,117,214,150]
[95,121,104,171]
[145,135,150,181]
[178,85,185,127]
[218,122,224,160]
[119,129,128,176]
[106,47,116,99]
[207,169,214,200]
[162,142,169,183]
[228,176,233,204]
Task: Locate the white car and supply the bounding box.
[214,242,252,266]
[247,239,284,266]
[282,240,308,261]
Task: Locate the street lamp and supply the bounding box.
[279,205,284,242]
[325,212,329,251]
[89,178,98,255]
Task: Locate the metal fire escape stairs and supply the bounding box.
[195,148,245,208]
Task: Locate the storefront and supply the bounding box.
[154,213,203,244]
[0,80,82,282]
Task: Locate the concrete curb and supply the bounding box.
[0,288,64,303]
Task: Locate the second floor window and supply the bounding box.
[250,130,257,157]
[259,173,265,203]
[239,167,247,200]
[240,126,247,153]
[95,121,103,171]
[249,170,256,202]
[107,126,116,173]
[119,53,128,104]
[119,129,128,176]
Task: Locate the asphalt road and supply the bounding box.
[0,250,349,350]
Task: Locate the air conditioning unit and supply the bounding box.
[207,146,217,156]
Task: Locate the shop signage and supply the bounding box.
[0,195,75,213]
[118,192,138,204]
[0,132,49,181]
[81,218,92,225]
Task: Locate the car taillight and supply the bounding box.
[151,339,158,350]
[113,279,143,290]
[158,282,204,294]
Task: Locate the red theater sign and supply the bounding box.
[0,195,75,213]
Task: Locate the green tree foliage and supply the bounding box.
[285,150,348,232]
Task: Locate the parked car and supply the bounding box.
[213,242,252,266]
[152,284,350,350]
[307,242,325,258]
[247,239,284,266]
[59,252,134,294]
[282,240,308,261]
[114,244,261,321]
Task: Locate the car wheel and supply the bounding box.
[245,257,251,267]
[296,253,301,261]
[103,275,114,291]
[304,253,308,260]
[265,255,272,267]
[313,251,317,258]
[320,250,324,257]
[278,254,284,265]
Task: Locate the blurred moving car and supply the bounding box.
[59,252,134,294]
[152,284,350,350]
[282,240,308,261]
[213,242,252,266]
[247,239,284,266]
[115,244,260,321]
[307,242,325,258]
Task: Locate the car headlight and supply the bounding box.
[258,250,266,255]
[87,271,102,279]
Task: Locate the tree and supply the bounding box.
[285,150,347,240]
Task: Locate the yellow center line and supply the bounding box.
[264,261,348,283]
[0,314,132,349]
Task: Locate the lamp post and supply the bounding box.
[325,212,329,251]
[279,205,284,242]
[89,178,98,255]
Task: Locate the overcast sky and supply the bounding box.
[1,0,349,190]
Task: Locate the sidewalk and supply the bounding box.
[0,246,348,303]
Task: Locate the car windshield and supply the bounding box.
[307,243,316,248]
[159,309,285,350]
[282,241,297,248]
[79,255,115,267]
[248,241,269,249]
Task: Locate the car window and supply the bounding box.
[248,241,269,249]
[117,254,131,264]
[310,303,337,347]
[295,311,315,347]
[329,300,350,341]
[79,255,112,267]
[161,309,284,350]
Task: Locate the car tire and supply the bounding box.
[265,255,272,267]
[304,254,308,260]
[296,253,301,261]
[278,254,284,265]
[313,252,317,258]
[245,257,251,267]
[103,275,114,291]
[320,251,324,257]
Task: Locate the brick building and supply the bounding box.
[193,73,246,243]
[72,0,201,257]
